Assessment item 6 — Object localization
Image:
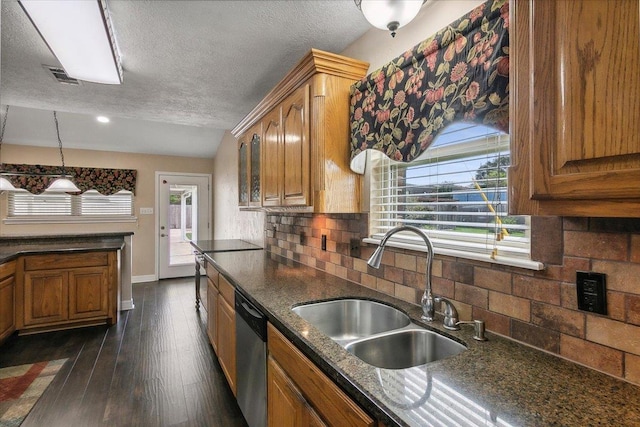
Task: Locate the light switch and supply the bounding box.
[140,207,154,215]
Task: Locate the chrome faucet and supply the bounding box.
[366,225,435,321]
[435,296,487,341]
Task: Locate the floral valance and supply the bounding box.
[349,0,509,173]
[1,164,137,195]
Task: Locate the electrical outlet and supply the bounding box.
[140,207,154,215]
[576,271,607,315]
[350,238,361,258]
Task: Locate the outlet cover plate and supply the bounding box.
[576,271,607,315]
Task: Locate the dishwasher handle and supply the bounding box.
[235,290,267,342]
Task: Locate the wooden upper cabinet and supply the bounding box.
[239,122,263,209]
[510,0,640,216]
[262,107,283,207]
[232,49,369,213]
[238,134,250,207]
[282,84,310,207]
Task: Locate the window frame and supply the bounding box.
[4,189,137,224]
[365,125,543,270]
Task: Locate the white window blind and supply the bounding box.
[369,123,540,269]
[8,189,134,219]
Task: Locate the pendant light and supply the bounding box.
[45,111,81,193]
[0,106,18,191]
[354,0,424,37]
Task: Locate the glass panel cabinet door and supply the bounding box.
[250,133,261,206]
[238,137,249,207]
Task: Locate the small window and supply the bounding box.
[8,189,134,220]
[369,123,537,268]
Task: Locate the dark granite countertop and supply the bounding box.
[190,239,262,253]
[0,234,127,264]
[206,250,640,427]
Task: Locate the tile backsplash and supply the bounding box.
[265,213,640,386]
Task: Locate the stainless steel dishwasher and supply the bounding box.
[235,290,267,427]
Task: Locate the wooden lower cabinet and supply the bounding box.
[267,323,375,427]
[23,270,68,326]
[0,261,17,343]
[17,251,118,332]
[217,275,236,396]
[268,355,327,427]
[207,276,218,353]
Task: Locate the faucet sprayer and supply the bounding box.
[366,225,435,321]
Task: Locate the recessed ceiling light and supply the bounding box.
[97,116,110,123]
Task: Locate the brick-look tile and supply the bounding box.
[395,253,417,271]
[341,255,354,270]
[454,283,489,309]
[472,307,510,336]
[489,291,531,321]
[334,265,348,280]
[560,282,579,310]
[511,320,560,353]
[326,240,337,253]
[563,217,589,231]
[530,216,563,265]
[455,302,473,322]
[474,267,512,293]
[513,275,561,305]
[560,334,623,377]
[383,265,404,284]
[325,262,336,276]
[531,302,585,338]
[353,258,369,273]
[395,284,419,304]
[376,278,395,295]
[627,294,640,326]
[443,261,474,284]
[347,269,361,284]
[591,260,640,295]
[606,291,626,322]
[564,230,628,261]
[631,235,640,263]
[586,316,640,356]
[625,353,640,386]
[380,250,395,266]
[403,270,423,289]
[542,257,591,283]
[329,252,341,265]
[432,276,455,299]
[360,273,376,289]
[360,245,375,261]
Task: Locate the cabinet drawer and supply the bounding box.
[268,324,375,427]
[25,252,109,271]
[218,274,234,305]
[206,262,219,288]
[0,261,16,280]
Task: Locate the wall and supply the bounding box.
[0,143,214,279]
[265,213,640,386]
[211,130,264,245]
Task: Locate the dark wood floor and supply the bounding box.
[0,278,247,427]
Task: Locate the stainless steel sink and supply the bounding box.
[292,299,411,342]
[345,329,466,369]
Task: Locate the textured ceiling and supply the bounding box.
[0,0,372,158]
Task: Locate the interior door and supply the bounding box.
[158,173,211,279]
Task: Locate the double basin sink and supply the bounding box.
[292,299,466,369]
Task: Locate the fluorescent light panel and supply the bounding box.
[19,0,122,85]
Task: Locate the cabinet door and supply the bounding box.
[262,107,282,206]
[511,0,640,216]
[68,266,109,320]
[238,134,250,207]
[217,295,236,395]
[23,270,68,326]
[281,84,310,206]
[268,355,306,427]
[207,278,218,353]
[0,276,15,341]
[249,128,262,207]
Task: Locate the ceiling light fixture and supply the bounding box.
[354,0,424,37]
[19,0,123,85]
[97,116,110,123]
[45,111,81,193]
[0,106,18,192]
